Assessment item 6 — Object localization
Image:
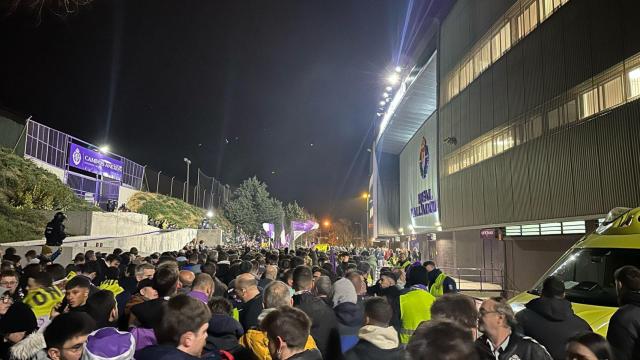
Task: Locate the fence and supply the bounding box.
[142,167,230,210]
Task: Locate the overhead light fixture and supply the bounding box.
[629,68,640,80]
[379,100,386,106]
[385,86,392,92]
[395,66,402,73]
[387,73,400,85]
[383,92,389,98]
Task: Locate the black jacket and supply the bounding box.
[515,297,591,360]
[607,291,640,360]
[344,339,404,360]
[206,314,254,360]
[136,344,221,360]
[44,220,66,246]
[288,349,323,360]
[131,298,166,329]
[367,285,402,332]
[476,332,552,360]
[238,293,263,331]
[293,291,342,360]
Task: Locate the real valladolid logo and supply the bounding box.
[72,148,82,166]
[419,136,429,179]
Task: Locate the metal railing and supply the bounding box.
[439,267,505,292]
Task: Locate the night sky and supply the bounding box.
[0,0,427,221]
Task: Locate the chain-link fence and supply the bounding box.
[142,167,230,210]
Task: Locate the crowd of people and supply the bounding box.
[0,243,637,360]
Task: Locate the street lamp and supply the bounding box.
[361,192,369,244]
[183,158,191,203]
[206,210,214,218]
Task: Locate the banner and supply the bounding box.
[68,143,123,180]
[262,223,275,239]
[314,243,329,252]
[291,220,319,241]
[278,224,289,249]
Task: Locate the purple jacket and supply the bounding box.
[130,327,157,351]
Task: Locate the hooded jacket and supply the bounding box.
[83,327,136,360]
[8,332,48,360]
[344,325,403,360]
[332,279,364,354]
[206,314,254,360]
[515,297,591,360]
[293,291,341,360]
[239,308,318,360]
[476,332,552,360]
[607,291,640,360]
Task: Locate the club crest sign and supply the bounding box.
[419,137,429,179]
[72,148,82,166]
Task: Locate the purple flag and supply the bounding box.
[291,220,319,241]
[262,223,275,239]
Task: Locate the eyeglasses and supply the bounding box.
[0,281,17,286]
[0,296,12,304]
[478,309,500,317]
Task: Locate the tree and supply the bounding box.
[223,177,284,237]
[332,218,360,247]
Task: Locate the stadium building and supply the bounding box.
[370,0,640,293]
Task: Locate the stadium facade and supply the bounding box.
[370,0,640,293]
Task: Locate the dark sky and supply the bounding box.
[0,0,421,221]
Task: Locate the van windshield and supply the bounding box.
[529,248,640,307]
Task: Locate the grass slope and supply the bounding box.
[127,191,231,231]
[0,148,97,242]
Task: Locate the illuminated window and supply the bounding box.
[491,24,511,62]
[540,0,564,21]
[580,88,600,119]
[627,67,640,99]
[517,1,538,39]
[548,108,560,129]
[600,76,624,110]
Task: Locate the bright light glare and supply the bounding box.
[206,210,214,218]
[383,92,389,98]
[385,86,392,91]
[379,100,386,106]
[629,68,640,80]
[387,73,400,85]
[99,145,110,153]
[395,66,402,73]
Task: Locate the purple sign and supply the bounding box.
[69,143,123,180]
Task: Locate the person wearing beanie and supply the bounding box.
[83,327,136,360]
[397,264,435,345]
[332,278,364,353]
[515,276,590,360]
[0,302,40,360]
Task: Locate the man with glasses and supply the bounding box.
[0,270,23,303]
[475,297,552,360]
[0,288,13,316]
[44,312,95,360]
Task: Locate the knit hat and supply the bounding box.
[332,278,357,307]
[0,302,38,336]
[84,327,136,360]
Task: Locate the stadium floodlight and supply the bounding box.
[395,66,402,72]
[383,92,389,98]
[206,210,214,218]
[379,100,386,106]
[385,86,392,91]
[99,145,110,153]
[387,73,400,85]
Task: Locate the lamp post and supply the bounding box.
[184,158,191,203]
[362,192,369,245]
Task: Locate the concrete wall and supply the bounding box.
[1,228,198,261]
[118,186,139,207]
[41,211,155,237]
[196,229,223,248]
[26,157,65,182]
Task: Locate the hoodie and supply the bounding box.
[344,325,403,360]
[607,291,640,360]
[205,314,254,360]
[83,327,136,360]
[8,332,48,360]
[515,297,590,360]
[332,279,364,354]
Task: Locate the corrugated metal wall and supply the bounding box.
[439,0,640,228]
[376,152,400,236]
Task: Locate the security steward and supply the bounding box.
[45,212,67,246]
